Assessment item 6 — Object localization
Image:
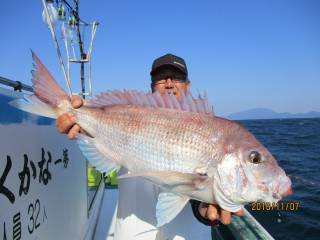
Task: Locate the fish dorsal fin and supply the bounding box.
[77,134,120,174]
[156,192,190,227]
[86,90,214,116]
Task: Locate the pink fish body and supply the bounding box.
[10,53,292,226]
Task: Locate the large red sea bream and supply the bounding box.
[10,53,292,226]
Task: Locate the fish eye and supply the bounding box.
[249,151,262,164]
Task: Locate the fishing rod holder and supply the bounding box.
[41,0,99,98]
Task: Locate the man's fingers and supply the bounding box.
[206,204,219,221]
[68,124,81,140]
[221,209,231,225]
[55,112,81,140]
[233,209,244,217]
[71,96,83,108]
[196,203,245,226]
[55,95,82,136]
[198,202,209,218]
[56,113,76,133]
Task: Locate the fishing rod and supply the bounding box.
[41,0,99,99]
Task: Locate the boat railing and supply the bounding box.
[212,208,274,240]
[0,76,33,93]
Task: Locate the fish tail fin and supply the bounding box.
[31,50,70,108]
[9,95,57,119]
[10,51,71,118]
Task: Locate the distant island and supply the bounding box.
[226,108,320,120]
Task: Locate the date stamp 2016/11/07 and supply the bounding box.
[250,201,300,211]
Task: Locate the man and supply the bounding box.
[56,54,243,239]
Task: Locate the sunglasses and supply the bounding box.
[152,73,187,83]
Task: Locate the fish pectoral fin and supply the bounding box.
[118,171,210,191]
[77,134,119,174]
[156,192,190,227]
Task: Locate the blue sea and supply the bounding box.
[238,118,320,240]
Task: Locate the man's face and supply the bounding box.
[151,66,190,99]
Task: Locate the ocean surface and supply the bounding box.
[237,118,320,240]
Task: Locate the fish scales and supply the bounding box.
[75,105,216,173]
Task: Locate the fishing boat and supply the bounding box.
[0,77,104,239]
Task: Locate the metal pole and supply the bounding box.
[74,0,86,99]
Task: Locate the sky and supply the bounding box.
[0,0,319,116]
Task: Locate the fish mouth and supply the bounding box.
[272,185,293,199]
[271,175,293,199]
[256,175,293,201]
[280,186,293,198]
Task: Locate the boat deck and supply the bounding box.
[94,188,118,240]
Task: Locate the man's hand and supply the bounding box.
[198,203,244,225]
[55,96,83,139]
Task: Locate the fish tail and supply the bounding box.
[9,51,71,119]
[9,95,58,119]
[31,51,70,108]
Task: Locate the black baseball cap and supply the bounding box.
[150,54,188,76]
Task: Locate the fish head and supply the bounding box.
[214,123,292,210]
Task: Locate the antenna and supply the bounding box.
[41,0,99,99]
